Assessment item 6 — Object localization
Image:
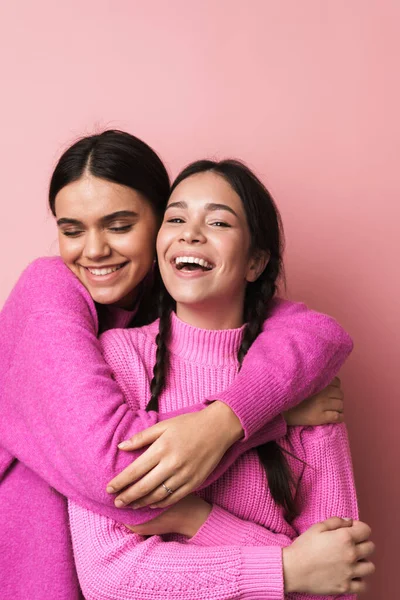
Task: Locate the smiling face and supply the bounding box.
[157,171,265,330]
[55,174,159,308]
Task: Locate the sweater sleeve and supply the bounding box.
[212,299,354,439]
[68,500,285,600]
[189,504,292,549]
[287,423,358,600]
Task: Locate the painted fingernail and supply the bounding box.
[106,486,115,493]
[118,441,129,449]
[115,499,125,508]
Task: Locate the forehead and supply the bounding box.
[170,172,243,212]
[54,175,145,218]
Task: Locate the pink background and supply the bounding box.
[1,1,398,597]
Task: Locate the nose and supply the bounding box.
[83,230,111,260]
[179,222,206,244]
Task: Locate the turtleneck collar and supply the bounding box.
[167,312,245,366]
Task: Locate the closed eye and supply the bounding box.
[62,230,83,237]
[108,225,133,233]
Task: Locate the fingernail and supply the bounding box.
[149,504,157,509]
[342,517,352,521]
[118,441,129,449]
[131,503,139,509]
[115,499,125,508]
[106,486,115,493]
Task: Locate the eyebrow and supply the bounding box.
[165,201,238,217]
[56,210,138,227]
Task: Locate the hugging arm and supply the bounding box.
[0,260,351,523]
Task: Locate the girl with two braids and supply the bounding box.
[67,158,375,598]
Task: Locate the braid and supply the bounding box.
[238,262,298,522]
[146,287,174,412]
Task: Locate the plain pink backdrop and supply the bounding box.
[0,1,398,598]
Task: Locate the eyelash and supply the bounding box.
[62,225,132,237]
[166,218,230,228]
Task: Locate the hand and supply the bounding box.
[284,377,344,426]
[283,517,375,595]
[107,401,243,509]
[125,495,212,538]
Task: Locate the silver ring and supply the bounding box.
[162,482,174,495]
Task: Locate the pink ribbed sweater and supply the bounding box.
[0,258,353,598]
[69,314,358,600]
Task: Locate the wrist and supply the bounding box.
[185,501,212,538]
[207,400,244,445]
[282,545,299,594]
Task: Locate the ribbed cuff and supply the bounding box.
[239,547,284,599]
[216,373,287,439]
[190,505,248,546]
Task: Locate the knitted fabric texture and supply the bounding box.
[0,257,353,598]
[69,314,358,600]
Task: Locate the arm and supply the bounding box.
[68,500,285,600]
[0,259,281,525]
[288,423,359,599]
[212,298,353,440]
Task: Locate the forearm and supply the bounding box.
[0,312,209,524]
[68,501,285,600]
[211,298,353,439]
[189,503,292,548]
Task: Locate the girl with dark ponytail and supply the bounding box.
[68,158,372,599]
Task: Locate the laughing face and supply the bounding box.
[55,175,159,308]
[157,171,263,330]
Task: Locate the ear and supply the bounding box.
[246,250,270,283]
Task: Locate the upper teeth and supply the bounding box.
[87,265,124,276]
[175,256,213,269]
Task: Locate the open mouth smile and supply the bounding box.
[173,256,214,272]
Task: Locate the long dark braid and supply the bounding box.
[239,262,298,521]
[146,282,174,412]
[146,158,298,521]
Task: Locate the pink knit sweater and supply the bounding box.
[69,314,358,600]
[0,258,353,598]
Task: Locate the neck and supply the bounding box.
[176,300,244,331]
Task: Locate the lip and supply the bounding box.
[166,252,215,279]
[79,261,129,284]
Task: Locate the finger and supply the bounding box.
[323,411,344,424]
[150,482,195,509]
[131,474,185,509]
[322,397,344,412]
[115,464,178,507]
[353,560,376,578]
[107,450,160,493]
[350,521,372,544]
[318,516,353,532]
[356,541,375,560]
[325,387,344,400]
[118,423,165,451]
[349,579,368,595]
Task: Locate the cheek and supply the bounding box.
[58,235,80,264]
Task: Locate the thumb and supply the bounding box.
[118,423,165,450]
[317,516,353,532]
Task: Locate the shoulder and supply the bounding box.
[3,257,97,326]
